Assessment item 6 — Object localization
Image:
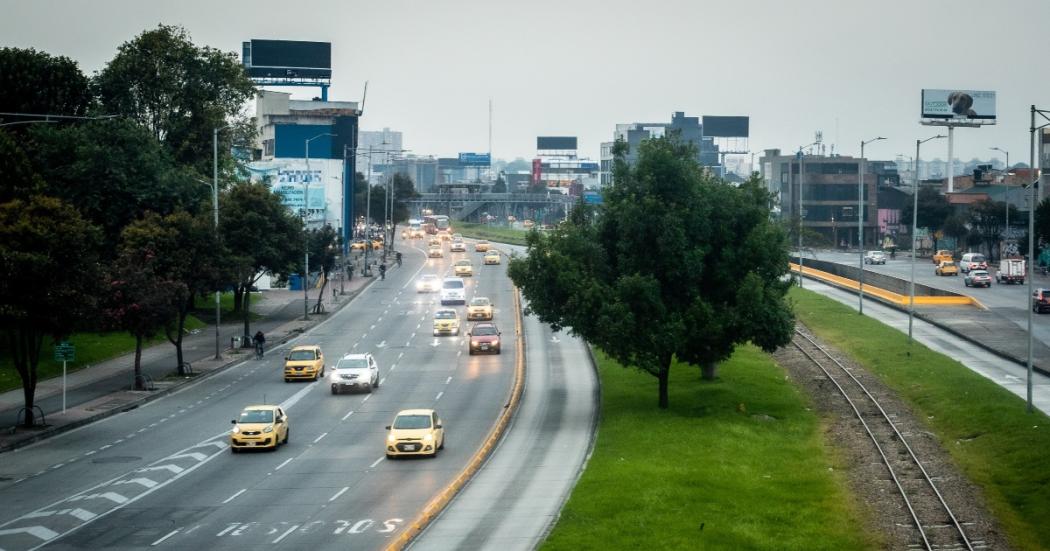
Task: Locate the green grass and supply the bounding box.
[790,287,1050,550]
[542,345,875,551]
[192,291,263,322]
[0,315,205,393]
[454,221,529,246]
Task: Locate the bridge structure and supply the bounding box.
[403,192,576,223]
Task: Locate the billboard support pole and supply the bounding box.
[947,126,955,193]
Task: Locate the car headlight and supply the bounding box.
[387,434,396,443]
[424,433,433,442]
[492,338,499,345]
[232,425,241,434]
[263,425,273,433]
[471,340,479,346]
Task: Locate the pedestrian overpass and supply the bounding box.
[403,192,576,223]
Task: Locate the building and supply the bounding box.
[599,112,749,184]
[760,149,897,248]
[531,136,600,194]
[358,127,403,155]
[249,90,360,234]
[375,155,438,192]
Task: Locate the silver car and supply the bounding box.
[863,251,887,265]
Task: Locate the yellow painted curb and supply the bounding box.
[789,263,982,308]
[383,286,528,550]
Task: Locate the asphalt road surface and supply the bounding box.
[0,237,518,551]
[811,251,1050,345]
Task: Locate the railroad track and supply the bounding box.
[791,329,978,551]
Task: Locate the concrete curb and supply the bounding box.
[795,269,1050,379]
[385,286,528,551]
[0,278,375,455]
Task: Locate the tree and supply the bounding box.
[492,172,508,193]
[508,138,795,409]
[304,224,339,313]
[902,186,952,251]
[0,47,92,121]
[942,214,969,250]
[94,25,256,176]
[220,182,302,340]
[0,130,45,203]
[967,200,1005,260]
[120,210,224,374]
[389,172,419,243]
[0,196,101,426]
[1036,197,1050,253]
[104,245,183,390]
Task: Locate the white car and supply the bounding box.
[450,240,466,252]
[440,277,466,305]
[863,251,887,265]
[329,353,379,394]
[417,274,440,293]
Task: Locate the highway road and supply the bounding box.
[810,251,1050,345]
[0,236,519,550]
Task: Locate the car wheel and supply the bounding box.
[320,367,325,378]
[331,384,338,395]
[365,383,373,394]
[284,378,291,383]
[231,447,239,454]
[374,376,380,389]
[495,347,501,354]
[468,349,474,355]
[439,435,445,450]
[283,429,289,445]
[386,454,394,460]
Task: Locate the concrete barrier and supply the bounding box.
[789,262,980,308]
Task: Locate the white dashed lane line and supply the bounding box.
[379,377,386,386]
[435,391,444,401]
[368,457,384,469]
[341,411,354,421]
[313,432,328,444]
[329,487,350,502]
[275,458,293,471]
[362,395,371,403]
[272,524,299,544]
[221,488,246,504]
[151,529,180,546]
[445,376,452,384]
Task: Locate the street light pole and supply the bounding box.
[212,128,222,360]
[364,145,374,276]
[1026,105,1050,412]
[858,136,886,315]
[797,142,819,288]
[909,134,946,341]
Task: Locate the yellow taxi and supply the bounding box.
[428,245,444,258]
[350,239,367,251]
[935,261,959,276]
[427,237,442,248]
[283,345,325,382]
[230,405,289,452]
[371,237,384,250]
[438,230,452,241]
[385,409,445,458]
[433,308,460,336]
[454,259,473,277]
[474,240,491,252]
[467,296,493,321]
[933,249,954,265]
[483,250,501,265]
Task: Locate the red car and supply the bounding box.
[468,322,502,355]
[1034,289,1050,314]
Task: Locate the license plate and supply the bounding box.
[480,344,489,350]
[404,445,416,451]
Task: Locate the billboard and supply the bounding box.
[702,116,750,137]
[243,39,332,80]
[921,89,996,121]
[273,169,327,211]
[458,152,491,166]
[537,136,577,150]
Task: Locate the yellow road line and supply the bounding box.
[384,286,528,550]
[789,263,982,308]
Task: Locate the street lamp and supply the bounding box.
[303,133,336,320]
[1026,105,1050,412]
[909,134,947,341]
[991,147,1010,259]
[797,141,820,288]
[858,136,886,315]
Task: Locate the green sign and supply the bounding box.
[54,341,75,362]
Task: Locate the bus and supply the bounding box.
[422,214,451,235]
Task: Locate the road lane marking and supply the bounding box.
[279,381,316,411]
[370,324,375,330]
[168,452,207,462]
[67,492,127,504]
[457,350,462,357]
[313,432,328,444]
[139,465,184,475]
[445,376,452,384]
[114,478,157,489]
[362,394,371,403]
[379,377,386,386]
[341,411,354,421]
[435,391,444,401]
[275,458,293,471]
[329,487,349,502]
[221,488,247,504]
[216,524,238,536]
[369,457,384,469]
[151,529,179,546]
[398,352,404,359]
[272,524,299,544]
[0,526,59,542]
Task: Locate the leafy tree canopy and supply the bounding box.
[0,130,45,203]
[508,137,795,408]
[0,47,92,120]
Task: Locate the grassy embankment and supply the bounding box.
[543,345,876,550]
[0,289,268,394]
[454,221,528,246]
[790,287,1050,550]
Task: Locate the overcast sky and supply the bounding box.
[4,0,1049,166]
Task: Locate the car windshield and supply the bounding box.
[422,275,438,282]
[287,350,316,361]
[435,310,456,319]
[972,255,986,262]
[972,271,989,276]
[456,260,470,266]
[393,414,432,430]
[336,358,368,369]
[470,298,490,307]
[473,325,498,336]
[239,410,273,424]
[443,280,464,289]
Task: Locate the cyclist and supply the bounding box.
[379,262,387,280]
[396,251,403,267]
[253,331,265,359]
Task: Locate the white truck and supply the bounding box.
[996,258,1025,285]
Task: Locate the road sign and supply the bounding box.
[458,152,491,167]
[54,341,75,362]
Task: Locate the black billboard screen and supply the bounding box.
[702,116,749,138]
[537,136,577,150]
[245,40,331,79]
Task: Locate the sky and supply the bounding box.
[4,0,1050,167]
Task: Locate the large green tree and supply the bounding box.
[303,224,340,313]
[389,172,420,244]
[508,138,795,409]
[220,182,302,340]
[0,196,101,426]
[94,24,256,176]
[967,200,1006,260]
[0,47,92,121]
[902,186,952,252]
[0,130,44,202]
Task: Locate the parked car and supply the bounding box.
[863,251,887,265]
[1034,289,1050,314]
[935,261,959,276]
[933,249,954,265]
[996,258,1026,285]
[959,252,988,273]
[964,270,992,288]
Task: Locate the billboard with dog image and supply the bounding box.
[921,89,996,121]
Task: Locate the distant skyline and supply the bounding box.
[3,0,1048,166]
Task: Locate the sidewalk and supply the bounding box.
[0,261,380,452]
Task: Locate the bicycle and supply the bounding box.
[254,342,264,360]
